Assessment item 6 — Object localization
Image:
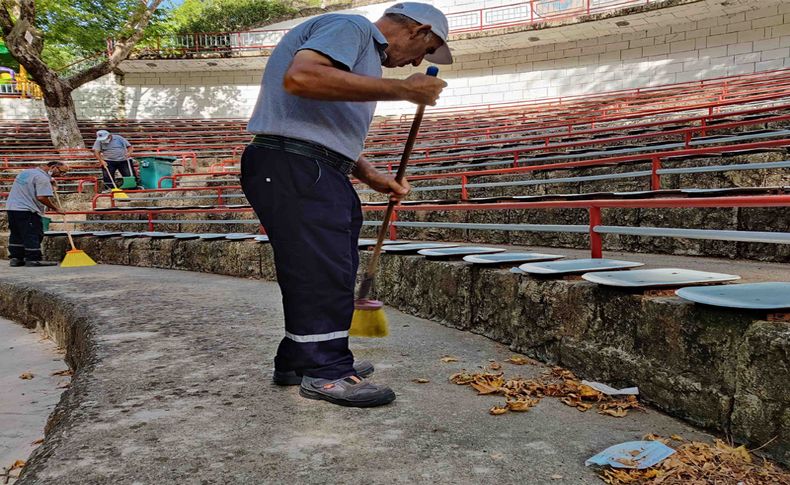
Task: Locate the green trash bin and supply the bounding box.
[138,156,177,189]
[41,216,51,231]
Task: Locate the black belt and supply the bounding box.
[250,134,356,175]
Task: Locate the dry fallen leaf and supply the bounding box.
[412,378,430,384]
[471,381,501,395]
[598,435,790,484]
[599,408,628,418]
[440,356,459,363]
[670,434,684,441]
[488,362,502,371]
[489,404,508,415]
[449,372,475,385]
[51,369,73,377]
[506,398,538,412]
[614,457,638,467]
[506,356,533,365]
[576,402,593,412]
[31,438,44,445]
[19,372,34,380]
[578,384,603,400]
[550,474,563,480]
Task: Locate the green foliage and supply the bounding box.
[169,0,297,34]
[0,40,19,70]
[1,0,169,70]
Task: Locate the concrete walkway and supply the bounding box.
[0,318,66,483]
[0,265,711,484]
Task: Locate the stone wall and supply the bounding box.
[5,233,785,464]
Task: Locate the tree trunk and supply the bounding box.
[44,98,84,149]
[41,81,85,149]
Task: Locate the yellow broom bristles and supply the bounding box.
[111,188,128,199]
[60,249,97,268]
[349,308,389,338]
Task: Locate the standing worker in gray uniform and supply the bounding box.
[93,130,137,192]
[243,2,452,407]
[6,161,67,267]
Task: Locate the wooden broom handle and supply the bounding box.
[364,66,439,281]
[53,190,76,251]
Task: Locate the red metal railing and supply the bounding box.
[91,185,243,209]
[365,102,790,159]
[58,194,790,258]
[0,176,99,194]
[364,195,790,258]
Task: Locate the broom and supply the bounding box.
[350,65,439,337]
[53,191,97,267]
[102,164,129,199]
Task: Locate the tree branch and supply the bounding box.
[17,0,34,24]
[0,2,15,36]
[66,0,164,89]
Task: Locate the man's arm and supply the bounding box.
[94,150,107,167]
[36,196,62,213]
[284,50,446,106]
[352,156,410,201]
[124,138,134,159]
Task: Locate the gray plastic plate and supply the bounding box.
[198,234,229,240]
[582,268,740,288]
[225,234,257,240]
[358,239,409,247]
[141,232,175,239]
[69,231,94,237]
[254,235,270,243]
[91,231,124,238]
[121,232,144,238]
[463,252,565,265]
[381,243,458,253]
[44,231,68,237]
[676,282,790,309]
[418,247,506,258]
[173,233,201,240]
[518,258,644,275]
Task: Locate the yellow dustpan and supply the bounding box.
[53,192,97,267]
[102,165,128,199]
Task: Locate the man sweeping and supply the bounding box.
[242,2,451,407]
[93,130,138,192]
[6,161,67,267]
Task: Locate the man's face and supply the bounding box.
[383,24,444,68]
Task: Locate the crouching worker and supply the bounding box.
[93,130,139,192]
[6,161,67,267]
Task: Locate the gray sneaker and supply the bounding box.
[273,360,374,386]
[300,375,396,407]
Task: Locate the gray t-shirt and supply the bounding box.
[93,135,131,161]
[6,168,54,215]
[247,14,388,162]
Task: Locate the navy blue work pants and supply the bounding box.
[240,144,362,380]
[7,210,44,261]
[101,159,134,186]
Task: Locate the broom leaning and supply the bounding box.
[350,65,439,337]
[53,191,97,267]
[102,164,129,199]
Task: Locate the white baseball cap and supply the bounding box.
[384,2,453,64]
[96,130,111,142]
